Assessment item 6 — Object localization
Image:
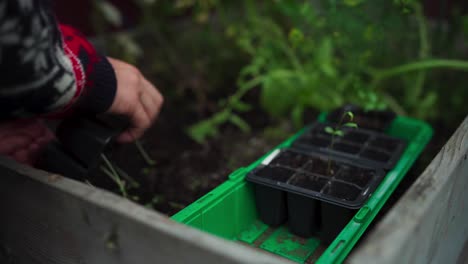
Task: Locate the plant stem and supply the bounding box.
[135,140,156,166]
[409,2,430,104]
[327,113,347,175]
[101,154,128,198]
[115,165,140,189]
[373,59,468,81]
[381,92,408,116]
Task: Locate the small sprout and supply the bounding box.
[135,140,156,166]
[334,130,344,137]
[345,111,354,121]
[344,122,358,128]
[324,111,358,175]
[324,126,334,134]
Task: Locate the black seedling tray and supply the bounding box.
[292,122,406,170]
[246,149,386,241]
[327,104,396,132]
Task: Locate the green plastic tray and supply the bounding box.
[171,114,433,263]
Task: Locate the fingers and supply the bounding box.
[106,57,164,143]
[141,78,163,122]
[117,103,151,143]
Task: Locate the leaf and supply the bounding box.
[229,114,251,133]
[345,111,354,121]
[291,105,304,129]
[260,70,299,117]
[324,126,335,134]
[334,130,345,137]
[187,120,219,143]
[316,38,336,77]
[344,122,358,128]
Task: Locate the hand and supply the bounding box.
[107,58,163,143]
[0,119,55,165]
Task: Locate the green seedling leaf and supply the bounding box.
[229,114,251,132]
[324,126,335,134]
[334,130,345,137]
[345,111,354,121]
[344,122,358,128]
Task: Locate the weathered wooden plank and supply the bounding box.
[349,116,468,264]
[0,158,291,264]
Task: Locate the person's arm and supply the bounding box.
[0,0,163,143]
[0,0,116,118]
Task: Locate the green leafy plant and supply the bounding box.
[324,111,358,175]
[186,0,468,143]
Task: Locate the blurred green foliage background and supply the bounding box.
[93,0,468,143]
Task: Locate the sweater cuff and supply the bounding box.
[75,56,117,114]
[58,24,117,116]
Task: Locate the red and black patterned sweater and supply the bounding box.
[0,0,116,120]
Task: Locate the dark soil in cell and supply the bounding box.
[322,181,362,202]
[256,166,295,182]
[369,137,400,152]
[335,168,374,188]
[297,136,331,148]
[361,148,391,163]
[293,121,406,170]
[300,157,339,176]
[271,151,309,168]
[332,142,361,154]
[312,126,333,138]
[343,131,370,144]
[352,116,391,132]
[288,173,329,192]
[300,161,315,172]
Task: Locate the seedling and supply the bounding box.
[100,154,129,198]
[324,111,358,174]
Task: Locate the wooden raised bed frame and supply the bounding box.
[1,116,467,264]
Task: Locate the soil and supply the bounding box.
[250,150,378,203]
[87,95,296,216]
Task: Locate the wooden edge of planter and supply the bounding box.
[0,158,292,264]
[349,115,468,264]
